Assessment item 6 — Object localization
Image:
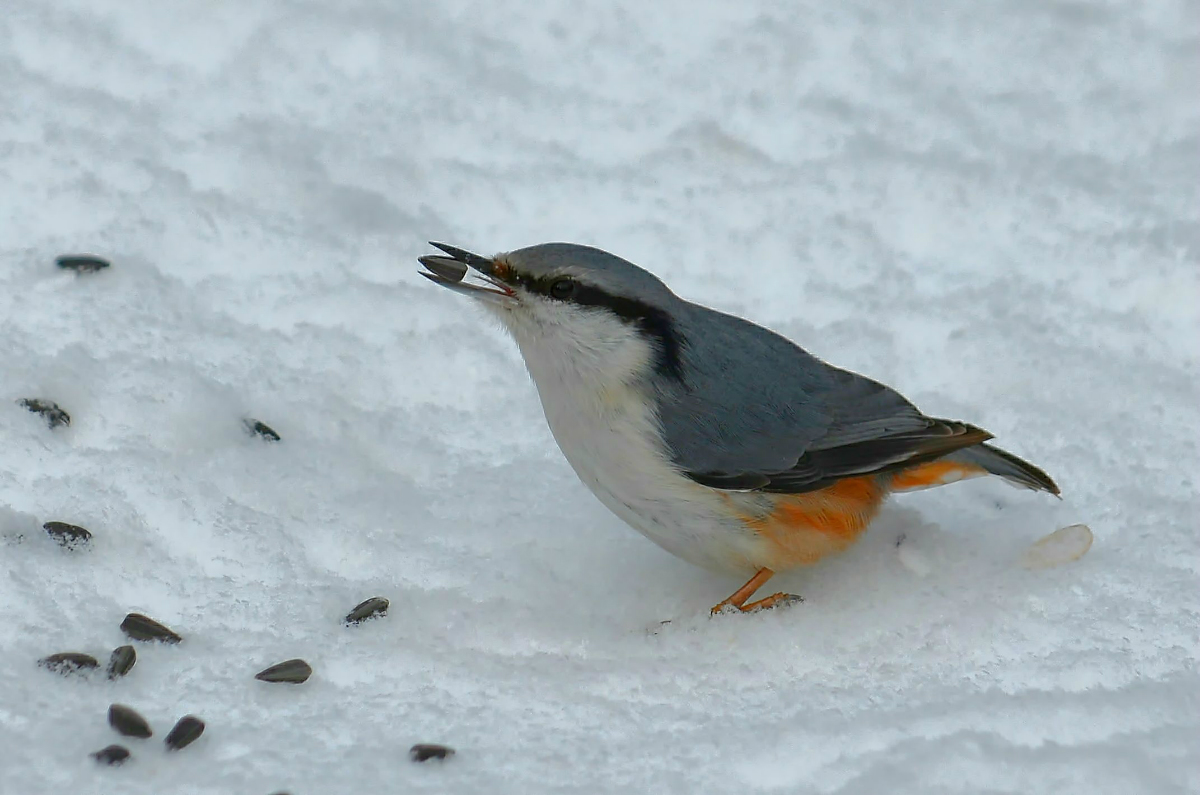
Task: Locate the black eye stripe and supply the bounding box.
[566,283,685,381]
[515,272,685,380]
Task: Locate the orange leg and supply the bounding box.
[710,568,802,615]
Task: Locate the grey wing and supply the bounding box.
[655,308,991,494]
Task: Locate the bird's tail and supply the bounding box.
[942,443,1060,496]
[889,443,1059,495]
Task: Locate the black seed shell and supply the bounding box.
[108,704,153,738]
[56,254,111,273]
[243,419,281,441]
[39,652,99,674]
[121,613,182,644]
[254,659,312,684]
[43,521,92,547]
[164,715,205,750]
[107,645,137,678]
[344,597,389,625]
[410,743,455,762]
[91,744,130,765]
[18,398,71,428]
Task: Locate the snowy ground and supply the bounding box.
[2,1,1198,793]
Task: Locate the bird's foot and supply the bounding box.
[709,567,802,615]
[710,592,803,615]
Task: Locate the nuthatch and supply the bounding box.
[419,243,1059,614]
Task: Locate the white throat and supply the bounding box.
[480,300,759,573]
[494,301,654,393]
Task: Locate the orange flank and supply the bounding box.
[743,476,887,569]
[712,462,995,612]
[713,460,1000,612]
[889,460,987,492]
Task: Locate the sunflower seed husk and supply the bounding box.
[164,715,204,750]
[56,254,111,274]
[18,398,71,428]
[43,521,92,547]
[39,652,99,674]
[409,743,454,762]
[344,597,389,625]
[107,645,137,678]
[255,659,312,684]
[108,704,152,738]
[1021,523,1094,569]
[418,255,468,283]
[243,419,281,441]
[121,613,182,644]
[91,744,130,765]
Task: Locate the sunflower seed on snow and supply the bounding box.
[43,521,92,547]
[108,704,152,738]
[56,254,111,274]
[18,398,71,428]
[164,715,205,750]
[255,659,312,684]
[121,613,182,643]
[107,645,137,678]
[344,597,389,625]
[243,418,281,441]
[91,744,130,765]
[410,743,455,762]
[39,652,99,674]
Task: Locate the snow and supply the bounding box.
[1,0,1197,792]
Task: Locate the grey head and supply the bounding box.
[419,242,676,306]
[419,241,686,377]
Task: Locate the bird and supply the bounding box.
[418,242,1059,614]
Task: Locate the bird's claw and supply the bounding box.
[710,592,804,616]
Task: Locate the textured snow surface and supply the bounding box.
[2,1,1198,793]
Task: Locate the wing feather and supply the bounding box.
[655,306,990,494]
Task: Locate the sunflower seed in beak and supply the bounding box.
[418,255,468,283]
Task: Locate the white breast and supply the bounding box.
[498,305,762,574]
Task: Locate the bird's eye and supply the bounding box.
[548,278,576,300]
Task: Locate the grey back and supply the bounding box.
[653,304,933,488]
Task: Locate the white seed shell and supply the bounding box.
[1021,523,1094,570]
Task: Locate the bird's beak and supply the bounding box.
[418,242,516,304]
